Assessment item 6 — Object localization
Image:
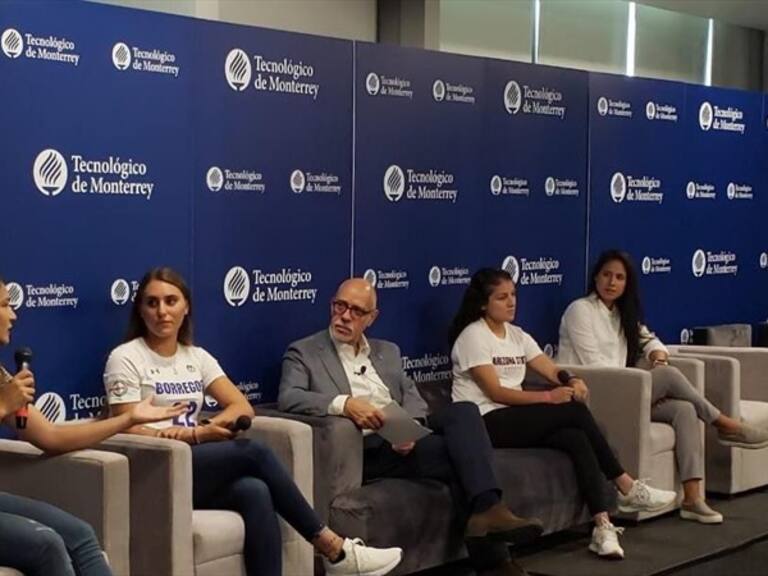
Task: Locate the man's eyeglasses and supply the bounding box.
[331,299,373,319]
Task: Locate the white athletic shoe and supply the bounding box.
[589,522,625,559]
[323,538,403,576]
[617,479,677,513]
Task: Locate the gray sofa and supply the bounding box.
[266,376,619,575]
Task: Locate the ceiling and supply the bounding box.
[636,0,768,32]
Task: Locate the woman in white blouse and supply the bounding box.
[559,249,768,524]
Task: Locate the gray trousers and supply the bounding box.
[639,363,720,482]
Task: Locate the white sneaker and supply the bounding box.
[589,522,625,559]
[617,479,676,513]
[323,538,403,576]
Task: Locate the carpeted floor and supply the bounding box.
[413,488,768,576]
[520,490,768,576]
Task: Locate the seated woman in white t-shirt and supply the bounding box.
[558,250,768,525]
[104,267,402,576]
[450,268,676,560]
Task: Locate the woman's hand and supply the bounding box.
[197,423,235,443]
[0,369,35,416]
[129,395,188,426]
[549,386,575,404]
[649,350,669,367]
[157,426,192,441]
[570,378,589,402]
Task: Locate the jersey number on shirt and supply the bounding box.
[172,401,198,427]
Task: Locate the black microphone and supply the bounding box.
[557,370,575,385]
[353,365,367,376]
[14,347,33,429]
[199,415,252,432]
[230,415,252,432]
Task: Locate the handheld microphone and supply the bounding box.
[14,347,33,429]
[557,370,575,385]
[199,415,252,432]
[230,415,252,432]
[353,365,367,376]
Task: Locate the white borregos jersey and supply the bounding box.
[104,337,225,429]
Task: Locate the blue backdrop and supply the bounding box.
[1,0,766,420]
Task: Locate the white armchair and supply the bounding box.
[0,440,130,576]
[671,345,768,494]
[96,416,314,576]
[562,356,705,520]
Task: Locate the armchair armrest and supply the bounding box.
[244,416,314,507]
[258,409,363,524]
[0,441,130,575]
[562,365,652,479]
[670,351,741,419]
[98,434,194,576]
[672,345,768,402]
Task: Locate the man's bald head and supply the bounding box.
[335,278,377,311]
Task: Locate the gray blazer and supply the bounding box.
[278,330,427,419]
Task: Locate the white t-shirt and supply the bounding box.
[451,319,543,415]
[104,338,225,429]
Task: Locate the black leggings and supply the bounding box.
[483,401,624,515]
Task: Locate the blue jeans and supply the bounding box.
[192,439,324,576]
[0,492,111,576]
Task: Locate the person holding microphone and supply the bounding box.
[450,268,677,560]
[0,275,187,576]
[103,267,402,576]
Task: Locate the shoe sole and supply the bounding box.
[680,510,724,524]
[588,543,624,560]
[617,499,676,514]
[468,523,545,546]
[357,551,403,576]
[718,438,768,450]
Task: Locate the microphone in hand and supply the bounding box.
[14,347,33,429]
[229,415,252,432]
[199,415,252,432]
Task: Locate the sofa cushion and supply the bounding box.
[649,422,676,456]
[741,400,768,428]
[192,510,244,565]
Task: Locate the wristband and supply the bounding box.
[192,427,199,445]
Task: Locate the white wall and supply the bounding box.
[88,0,377,41]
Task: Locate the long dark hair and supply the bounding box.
[588,250,642,366]
[125,267,194,345]
[449,268,513,346]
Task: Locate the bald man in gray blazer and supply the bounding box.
[279,278,542,575]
